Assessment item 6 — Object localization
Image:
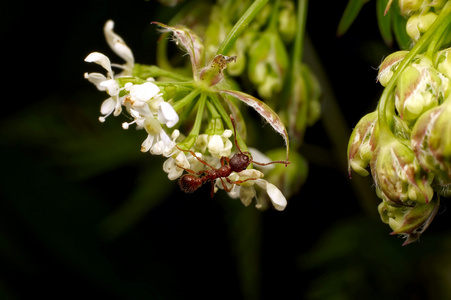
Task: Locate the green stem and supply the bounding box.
[378,1,451,135]
[209,93,249,153]
[191,93,207,136]
[133,64,192,81]
[267,0,281,31]
[293,0,308,68]
[216,0,269,55]
[177,92,207,150]
[172,88,201,112]
[206,99,221,119]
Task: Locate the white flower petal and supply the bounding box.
[100,79,119,96]
[207,135,223,157]
[158,102,179,128]
[255,179,287,211]
[104,20,135,71]
[141,134,155,152]
[84,72,108,91]
[84,52,113,76]
[239,186,256,207]
[163,157,184,180]
[100,97,115,115]
[130,82,160,102]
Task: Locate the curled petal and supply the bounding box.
[84,72,108,91]
[255,179,287,211]
[141,134,155,153]
[84,52,113,77]
[104,20,134,72]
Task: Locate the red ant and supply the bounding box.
[176,115,290,197]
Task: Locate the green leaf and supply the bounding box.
[376,0,393,46]
[337,0,370,36]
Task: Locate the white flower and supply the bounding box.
[121,82,179,130]
[141,118,179,156]
[104,20,134,75]
[84,52,123,122]
[195,130,233,158]
[218,169,287,211]
[84,52,114,90]
[163,151,190,180]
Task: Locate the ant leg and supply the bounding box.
[176,145,216,169]
[226,177,259,186]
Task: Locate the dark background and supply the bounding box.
[2,0,451,299]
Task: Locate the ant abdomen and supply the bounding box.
[179,174,203,193]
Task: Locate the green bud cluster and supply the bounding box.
[397,0,448,42]
[201,0,296,101]
[348,3,451,243]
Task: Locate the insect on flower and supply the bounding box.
[177,115,290,197]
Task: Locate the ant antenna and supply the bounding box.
[229,114,290,167]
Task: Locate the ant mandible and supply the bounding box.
[176,115,290,197]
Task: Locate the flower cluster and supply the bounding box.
[158,0,321,150]
[84,18,293,211]
[348,1,451,245]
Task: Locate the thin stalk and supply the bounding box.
[190,92,207,136]
[216,0,269,55]
[209,93,249,153]
[172,88,201,112]
[293,0,308,67]
[133,64,192,81]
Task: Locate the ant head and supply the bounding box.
[229,152,252,172]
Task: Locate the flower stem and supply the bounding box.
[133,64,192,81]
[191,92,207,136]
[293,0,308,68]
[209,93,249,153]
[378,1,451,135]
[216,0,269,56]
[172,88,201,112]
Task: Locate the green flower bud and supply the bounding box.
[278,0,297,43]
[378,51,409,87]
[371,136,433,206]
[347,111,378,177]
[395,58,445,125]
[200,55,236,87]
[248,30,289,99]
[435,47,451,79]
[406,12,438,42]
[378,195,440,246]
[411,97,451,178]
[398,0,424,15]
